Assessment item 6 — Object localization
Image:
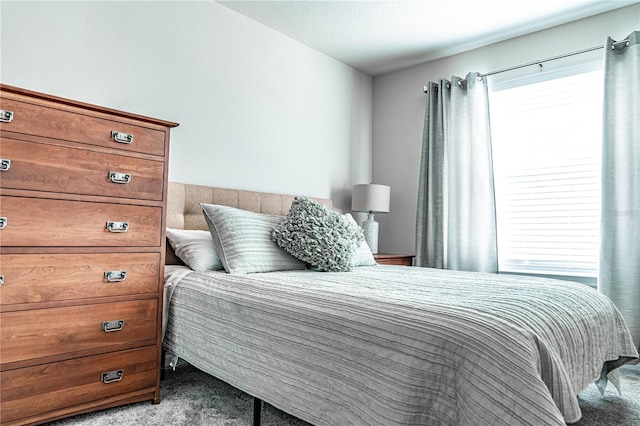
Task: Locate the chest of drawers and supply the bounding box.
[0,84,178,425]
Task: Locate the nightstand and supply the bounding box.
[374,253,414,266]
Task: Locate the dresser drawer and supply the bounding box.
[0,196,162,247]
[1,346,157,424]
[0,253,161,305]
[1,137,164,201]
[1,299,157,364]
[0,97,166,156]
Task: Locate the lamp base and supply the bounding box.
[361,213,379,254]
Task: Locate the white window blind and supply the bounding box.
[489,69,603,277]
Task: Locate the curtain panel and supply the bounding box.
[416,73,498,272]
[599,31,640,350]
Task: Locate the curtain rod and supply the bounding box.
[423,38,630,92]
[479,45,602,77]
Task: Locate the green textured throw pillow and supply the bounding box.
[272,197,364,272]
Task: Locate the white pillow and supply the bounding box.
[344,214,378,267]
[166,228,223,272]
[200,203,306,274]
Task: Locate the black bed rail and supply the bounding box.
[253,397,262,426]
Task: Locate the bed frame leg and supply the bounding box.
[253,397,262,426]
[160,350,166,381]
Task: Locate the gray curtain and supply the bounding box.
[599,31,640,350]
[416,73,498,272]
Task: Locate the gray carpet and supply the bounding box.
[48,364,640,426]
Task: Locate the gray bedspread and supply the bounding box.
[163,265,638,426]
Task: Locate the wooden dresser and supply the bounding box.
[0,84,178,425]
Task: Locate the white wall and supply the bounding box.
[0,1,373,212]
[372,4,640,255]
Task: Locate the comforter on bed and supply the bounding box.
[163,265,638,426]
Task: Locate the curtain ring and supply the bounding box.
[611,39,630,50]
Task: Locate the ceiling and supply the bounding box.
[217,0,637,76]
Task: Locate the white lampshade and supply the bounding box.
[351,184,391,213]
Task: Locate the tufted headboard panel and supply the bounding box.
[167,181,333,230]
[165,181,333,264]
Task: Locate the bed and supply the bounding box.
[161,181,638,426]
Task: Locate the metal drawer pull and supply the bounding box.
[101,369,124,384]
[109,171,132,184]
[0,275,4,286]
[102,319,125,332]
[104,270,127,282]
[106,221,129,233]
[0,159,10,171]
[0,217,6,229]
[111,131,133,144]
[0,110,14,123]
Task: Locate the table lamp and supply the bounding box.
[351,183,390,254]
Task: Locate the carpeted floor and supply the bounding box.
[48,363,640,426]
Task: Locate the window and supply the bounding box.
[489,67,603,278]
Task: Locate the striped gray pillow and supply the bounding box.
[201,203,306,274]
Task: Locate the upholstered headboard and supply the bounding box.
[165,181,333,264]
